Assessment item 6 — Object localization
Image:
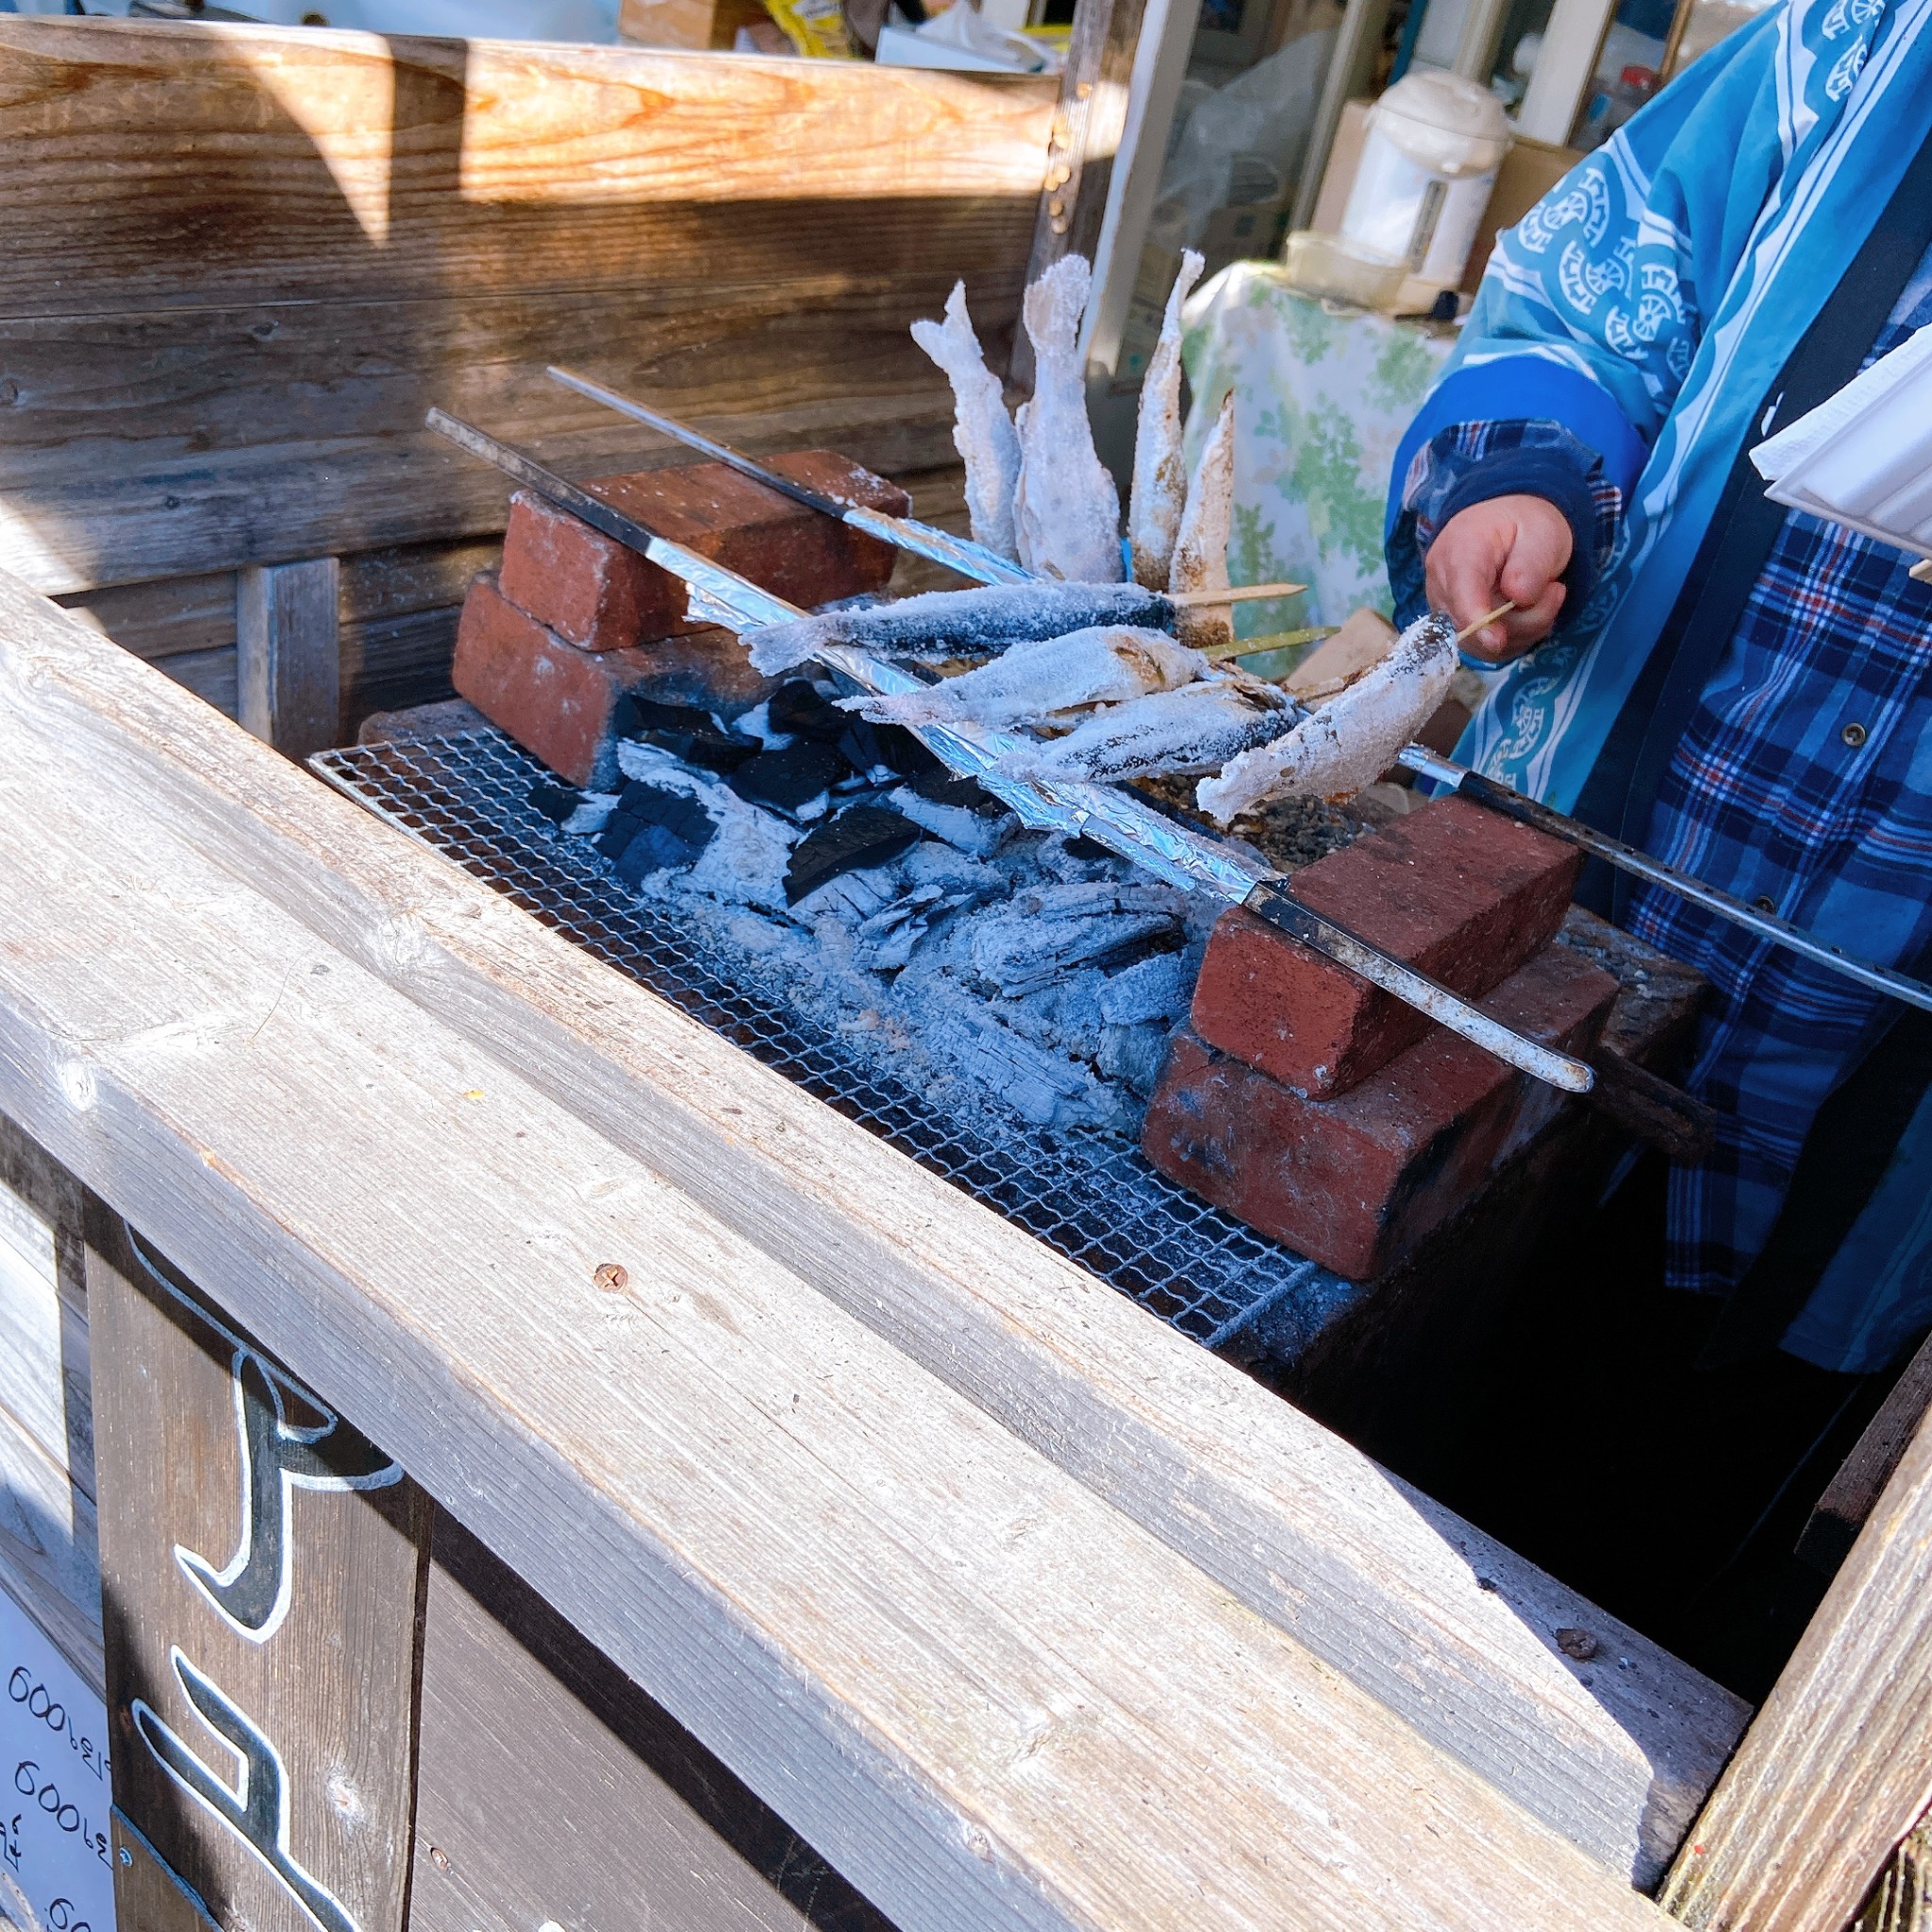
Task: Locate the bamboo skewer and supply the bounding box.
[1454,599,1517,645]
[1166,581,1307,608]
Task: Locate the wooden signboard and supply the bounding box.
[84,1206,430,1932]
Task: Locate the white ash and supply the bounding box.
[573,754,1219,1139]
[564,791,619,838]
[889,782,1019,858]
[615,741,796,912]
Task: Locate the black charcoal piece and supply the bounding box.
[837,715,941,780]
[908,769,1008,817]
[767,680,849,743]
[596,780,717,877]
[526,778,582,825]
[728,740,849,813]
[785,806,922,905]
[613,695,757,772]
[1063,836,1114,862]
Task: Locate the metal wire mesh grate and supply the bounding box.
[312,729,1350,1356]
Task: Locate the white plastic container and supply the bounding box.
[1340,73,1511,291]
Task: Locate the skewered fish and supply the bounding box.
[1012,256,1124,583]
[743,580,1173,674]
[1196,613,1458,824]
[1170,392,1235,651]
[1002,670,1292,786]
[841,625,1207,730]
[911,281,1023,561]
[1128,249,1205,591]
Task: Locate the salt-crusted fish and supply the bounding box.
[1012,256,1124,583]
[841,625,1207,730]
[1170,392,1235,651]
[1002,670,1292,787]
[1196,613,1457,824]
[911,281,1023,561]
[1128,249,1205,591]
[743,581,1171,674]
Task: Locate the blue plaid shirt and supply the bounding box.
[1399,248,1932,1372]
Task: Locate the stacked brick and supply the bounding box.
[1142,797,1620,1279]
[452,451,910,789]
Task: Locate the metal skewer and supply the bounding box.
[428,406,1593,1093]
[544,374,1932,1019]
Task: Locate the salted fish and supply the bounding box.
[1196,613,1458,824]
[1002,671,1292,786]
[911,282,1023,561]
[743,580,1169,675]
[842,625,1207,729]
[1128,249,1206,591]
[1170,392,1235,651]
[1012,257,1124,583]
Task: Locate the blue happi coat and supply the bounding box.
[1384,0,1932,1371]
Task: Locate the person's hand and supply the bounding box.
[1424,494,1574,661]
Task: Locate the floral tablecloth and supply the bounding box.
[1180,262,1454,640]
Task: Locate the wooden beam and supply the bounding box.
[0,572,1678,1931]
[1661,1383,1932,1928]
[0,21,1054,592]
[238,556,341,757]
[1798,1326,1932,1574]
[0,570,1746,1893]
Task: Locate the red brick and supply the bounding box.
[1144,941,1619,1279]
[496,451,910,652]
[452,573,761,789]
[1191,796,1581,1098]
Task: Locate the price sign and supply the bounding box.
[0,1590,115,1932]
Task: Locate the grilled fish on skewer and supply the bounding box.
[911,282,1023,561]
[841,625,1208,730]
[1198,613,1457,824]
[1003,671,1293,786]
[1012,257,1124,583]
[743,580,1175,674]
[1170,392,1236,651]
[1129,248,1206,591]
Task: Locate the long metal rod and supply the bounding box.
[546,374,1932,1019]
[1398,745,1932,1016]
[427,407,1592,1093]
[544,367,1035,589]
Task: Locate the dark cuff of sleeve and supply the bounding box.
[1430,447,1604,609]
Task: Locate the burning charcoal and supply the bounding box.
[794,865,902,924]
[918,987,1121,1130]
[785,805,923,905]
[1097,1021,1173,1097]
[729,741,850,814]
[969,881,1183,997]
[767,679,850,743]
[1099,950,1191,1026]
[526,778,583,825]
[890,772,1017,858]
[596,780,719,886]
[613,695,758,774]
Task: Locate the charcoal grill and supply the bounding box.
[312,727,1359,1359]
